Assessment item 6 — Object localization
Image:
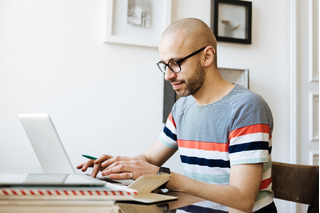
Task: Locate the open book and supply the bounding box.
[0,175,177,204]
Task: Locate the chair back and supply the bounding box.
[271,161,319,213]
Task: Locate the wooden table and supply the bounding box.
[0,191,205,213]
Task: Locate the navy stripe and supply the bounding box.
[163,126,177,141]
[229,141,269,154]
[180,155,230,168]
[180,204,227,213]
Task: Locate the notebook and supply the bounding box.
[11,113,106,186]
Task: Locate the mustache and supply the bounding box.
[169,79,185,84]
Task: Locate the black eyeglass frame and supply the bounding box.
[157,47,206,74]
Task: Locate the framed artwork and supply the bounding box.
[162,68,249,123]
[105,0,172,47]
[211,0,252,44]
[219,68,249,88]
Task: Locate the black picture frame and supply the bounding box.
[211,0,252,44]
[163,79,177,123]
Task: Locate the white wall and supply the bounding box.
[0,0,165,170]
[0,0,301,211]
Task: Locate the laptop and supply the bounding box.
[0,113,105,186]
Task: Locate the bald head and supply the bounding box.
[160,18,217,66]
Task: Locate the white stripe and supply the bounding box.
[176,210,189,213]
[182,163,230,176]
[262,165,271,180]
[230,132,270,145]
[178,147,229,161]
[159,132,177,148]
[252,195,274,212]
[165,118,177,134]
[229,150,269,162]
[193,201,229,212]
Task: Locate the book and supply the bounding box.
[0,175,177,204]
[0,186,136,201]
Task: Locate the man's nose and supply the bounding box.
[164,68,177,81]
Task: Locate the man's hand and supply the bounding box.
[100,156,159,180]
[76,154,113,177]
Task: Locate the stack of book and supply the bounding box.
[0,174,177,205]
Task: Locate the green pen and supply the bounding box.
[82,154,98,160]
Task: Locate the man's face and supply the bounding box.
[159,32,206,97]
[166,61,206,97]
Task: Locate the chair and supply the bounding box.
[271,161,319,213]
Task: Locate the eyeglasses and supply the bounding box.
[156,47,206,74]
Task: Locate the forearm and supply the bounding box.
[167,171,259,213]
[135,140,177,167]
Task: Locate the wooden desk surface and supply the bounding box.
[0,191,205,213]
[166,191,204,210]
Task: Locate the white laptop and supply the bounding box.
[0,113,105,186]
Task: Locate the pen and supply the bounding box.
[82,154,98,160]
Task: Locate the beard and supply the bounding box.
[172,63,206,97]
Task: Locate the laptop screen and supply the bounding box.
[18,113,75,174]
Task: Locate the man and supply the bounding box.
[77,18,276,212]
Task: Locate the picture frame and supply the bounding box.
[162,68,249,123]
[211,0,252,44]
[219,67,249,88]
[105,0,172,47]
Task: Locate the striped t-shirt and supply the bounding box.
[159,85,274,212]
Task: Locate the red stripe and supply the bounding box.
[20,190,26,195]
[103,191,109,195]
[72,190,77,195]
[88,191,93,195]
[2,190,9,195]
[168,113,176,128]
[229,124,271,141]
[260,177,272,190]
[63,190,69,195]
[80,190,85,195]
[38,190,44,195]
[55,190,61,195]
[30,190,35,195]
[112,191,116,195]
[96,191,101,195]
[46,190,52,195]
[11,190,17,195]
[178,139,229,152]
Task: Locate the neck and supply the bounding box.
[193,68,234,105]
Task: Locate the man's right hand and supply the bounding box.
[76,154,113,178]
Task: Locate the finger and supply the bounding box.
[108,172,133,180]
[91,163,102,178]
[101,156,132,167]
[94,154,113,164]
[76,163,85,169]
[81,159,96,172]
[104,160,130,172]
[102,163,131,176]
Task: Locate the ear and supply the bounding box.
[202,46,215,67]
